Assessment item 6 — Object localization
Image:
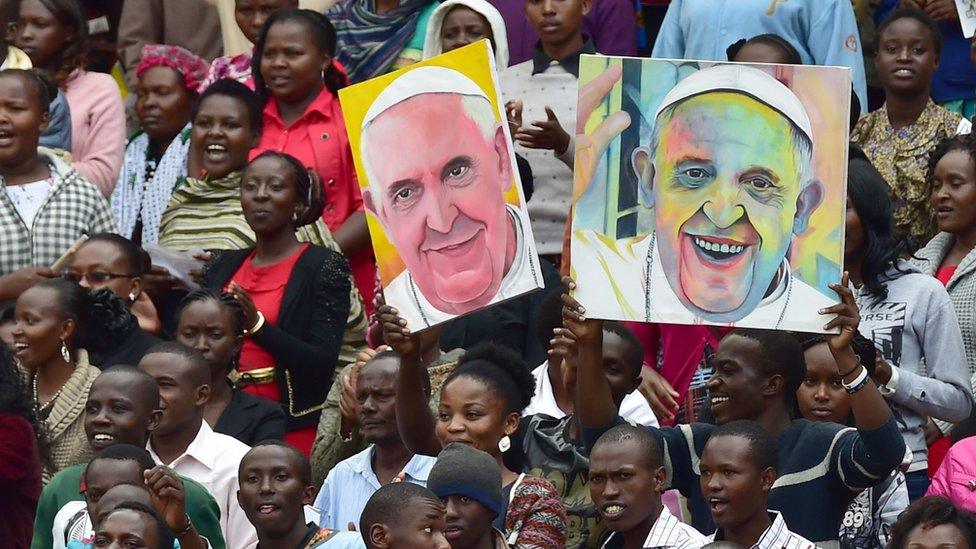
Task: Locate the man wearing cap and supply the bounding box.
[427,443,508,549]
[572,63,836,330]
[360,66,542,328]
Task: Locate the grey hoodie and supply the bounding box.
[856,261,973,471]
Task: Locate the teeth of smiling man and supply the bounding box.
[206,144,227,152]
[605,505,624,515]
[93,434,114,441]
[694,238,744,254]
[710,396,730,405]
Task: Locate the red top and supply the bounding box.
[0,413,41,549]
[230,243,310,402]
[937,265,958,287]
[252,88,375,310]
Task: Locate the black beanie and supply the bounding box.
[427,443,503,517]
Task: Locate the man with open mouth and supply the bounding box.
[359,65,542,329]
[589,424,707,548]
[572,63,836,331]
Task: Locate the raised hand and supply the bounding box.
[573,65,631,203]
[560,276,603,344]
[376,294,420,358]
[639,367,680,423]
[515,106,572,154]
[229,282,260,330]
[820,271,860,358]
[145,466,188,533]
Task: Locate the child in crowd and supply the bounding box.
[794,332,909,547]
[500,0,587,266]
[359,482,451,549]
[137,343,256,548]
[852,8,971,244]
[314,350,436,530]
[590,424,707,548]
[16,0,125,193]
[251,9,375,308]
[238,442,363,548]
[202,0,298,90]
[700,421,814,548]
[0,68,115,303]
[45,443,212,549]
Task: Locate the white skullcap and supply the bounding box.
[363,66,490,128]
[654,64,813,143]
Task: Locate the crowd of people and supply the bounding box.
[3,0,976,548]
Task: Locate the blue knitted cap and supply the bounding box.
[427,443,503,517]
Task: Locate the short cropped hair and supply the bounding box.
[593,424,662,471]
[709,420,779,473]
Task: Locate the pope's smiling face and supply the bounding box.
[634,92,822,320]
[362,93,514,315]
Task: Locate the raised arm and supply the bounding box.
[381,300,443,457]
[822,273,903,488]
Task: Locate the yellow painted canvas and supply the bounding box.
[340,40,543,330]
[570,57,850,333]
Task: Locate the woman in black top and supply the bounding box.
[201,151,352,452]
[63,233,161,367]
[176,288,286,445]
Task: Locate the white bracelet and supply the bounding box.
[842,365,870,394]
[245,311,265,336]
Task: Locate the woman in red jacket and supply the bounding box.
[251,9,375,311]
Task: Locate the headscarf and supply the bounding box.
[422,0,509,67]
[136,44,210,93]
[328,0,433,83]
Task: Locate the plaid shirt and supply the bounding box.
[601,506,708,549]
[0,148,116,276]
[709,512,816,549]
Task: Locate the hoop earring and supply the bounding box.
[60,339,70,363]
[498,435,511,453]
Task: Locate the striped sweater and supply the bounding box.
[582,416,904,545]
[505,474,567,549]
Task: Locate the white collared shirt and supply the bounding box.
[149,420,257,548]
[601,506,707,548]
[523,364,659,427]
[571,229,836,333]
[708,511,816,549]
[384,204,544,329]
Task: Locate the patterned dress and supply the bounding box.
[851,100,969,243]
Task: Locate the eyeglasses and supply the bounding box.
[62,271,135,284]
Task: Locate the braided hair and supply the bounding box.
[177,288,247,374]
[32,278,135,354]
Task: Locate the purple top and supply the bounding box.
[491,0,638,65]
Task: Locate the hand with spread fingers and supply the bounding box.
[572,66,631,204]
